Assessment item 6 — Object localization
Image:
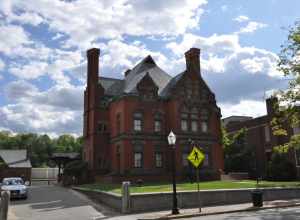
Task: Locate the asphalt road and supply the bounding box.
[9,182,118,220]
[183,207,300,220]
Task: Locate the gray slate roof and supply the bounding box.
[0,150,32,168]
[98,55,173,97]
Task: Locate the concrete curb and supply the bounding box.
[137,203,300,220]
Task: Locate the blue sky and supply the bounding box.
[0,0,299,136]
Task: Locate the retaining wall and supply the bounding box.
[74,187,300,213]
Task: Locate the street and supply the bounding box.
[183,207,300,220]
[8,182,300,220]
[9,182,118,220]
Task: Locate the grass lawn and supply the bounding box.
[75,180,300,194]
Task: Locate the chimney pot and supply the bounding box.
[185,48,200,75]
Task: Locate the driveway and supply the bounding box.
[9,182,118,220]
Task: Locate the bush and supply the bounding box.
[63,160,88,186]
[267,150,297,181]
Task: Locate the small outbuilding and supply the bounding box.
[0,150,32,182]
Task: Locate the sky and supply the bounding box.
[0,0,299,137]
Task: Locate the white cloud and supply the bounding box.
[221,5,228,12]
[236,21,268,34]
[7,12,44,26]
[2,80,84,135]
[2,0,207,49]
[166,32,285,105]
[9,61,48,79]
[220,100,267,118]
[233,15,249,23]
[0,58,5,71]
[0,103,82,134]
[0,24,31,55]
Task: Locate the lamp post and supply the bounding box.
[168,131,179,215]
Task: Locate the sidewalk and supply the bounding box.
[136,199,300,220]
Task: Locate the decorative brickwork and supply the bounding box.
[83,48,224,182]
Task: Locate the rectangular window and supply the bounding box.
[201,121,208,132]
[134,152,143,168]
[182,153,189,167]
[265,125,270,142]
[203,154,209,167]
[134,119,142,131]
[117,114,121,134]
[154,120,161,132]
[293,126,300,135]
[97,121,106,133]
[191,121,198,132]
[155,153,163,168]
[181,120,188,131]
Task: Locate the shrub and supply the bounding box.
[62,160,89,186]
[64,160,88,179]
[267,148,297,181]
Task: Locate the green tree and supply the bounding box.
[267,145,297,180]
[275,20,300,130]
[0,132,83,167]
[223,128,255,174]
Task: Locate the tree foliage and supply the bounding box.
[267,145,297,181]
[275,20,300,129]
[223,128,255,173]
[0,131,83,167]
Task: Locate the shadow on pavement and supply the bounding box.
[11,184,120,219]
[224,207,300,220]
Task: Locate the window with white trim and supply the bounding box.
[155,152,163,168]
[133,112,143,131]
[154,120,161,132]
[182,153,189,167]
[134,152,143,168]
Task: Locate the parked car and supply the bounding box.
[0,177,28,199]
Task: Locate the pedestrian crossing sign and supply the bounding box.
[187,147,205,168]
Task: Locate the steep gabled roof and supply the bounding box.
[124,55,172,95]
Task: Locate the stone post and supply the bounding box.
[0,191,10,220]
[121,181,131,214]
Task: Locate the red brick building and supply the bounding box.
[224,98,300,178]
[83,47,224,182]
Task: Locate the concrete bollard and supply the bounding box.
[0,191,10,220]
[122,181,131,214]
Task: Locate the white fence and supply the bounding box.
[31,168,59,179]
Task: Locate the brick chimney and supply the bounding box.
[87,48,100,85]
[185,48,200,75]
[266,96,278,116]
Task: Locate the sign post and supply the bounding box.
[187,146,205,213]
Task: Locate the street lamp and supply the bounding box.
[168,131,179,215]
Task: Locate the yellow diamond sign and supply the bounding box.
[187,147,205,168]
